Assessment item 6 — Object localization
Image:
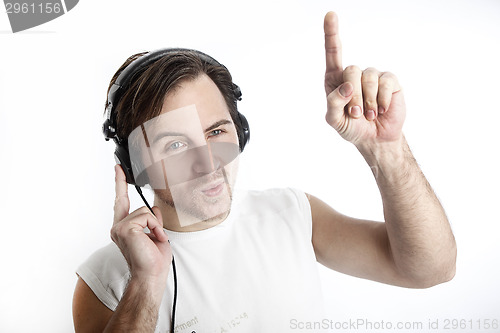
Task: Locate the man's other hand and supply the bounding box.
[324,11,406,148]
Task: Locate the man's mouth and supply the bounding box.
[200,180,225,197]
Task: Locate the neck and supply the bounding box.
[153,196,230,232]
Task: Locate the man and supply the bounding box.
[73,12,456,332]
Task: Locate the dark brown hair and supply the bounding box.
[106,50,242,144]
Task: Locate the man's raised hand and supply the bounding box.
[111,165,171,284]
[323,11,406,147]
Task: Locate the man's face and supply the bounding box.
[129,74,240,227]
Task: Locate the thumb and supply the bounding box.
[325,82,353,129]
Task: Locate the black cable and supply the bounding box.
[135,185,178,333]
[136,185,154,212]
[171,255,178,333]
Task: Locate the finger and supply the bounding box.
[325,82,354,128]
[111,206,154,243]
[140,211,168,244]
[343,65,363,118]
[114,164,130,225]
[151,206,168,242]
[147,233,172,259]
[361,67,380,121]
[324,12,343,77]
[377,72,401,114]
[121,207,164,238]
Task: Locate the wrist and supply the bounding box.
[356,134,413,181]
[356,134,406,164]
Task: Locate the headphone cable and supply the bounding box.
[135,185,178,332]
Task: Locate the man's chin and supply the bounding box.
[195,208,231,225]
[173,185,233,227]
[186,192,231,216]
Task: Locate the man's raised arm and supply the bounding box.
[310,12,456,288]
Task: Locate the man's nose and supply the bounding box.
[192,144,220,175]
[158,141,241,187]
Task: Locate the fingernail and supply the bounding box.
[366,110,376,120]
[339,83,353,97]
[351,106,362,117]
[378,106,385,114]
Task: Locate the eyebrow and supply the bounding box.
[151,119,233,143]
[151,130,186,143]
[204,119,232,132]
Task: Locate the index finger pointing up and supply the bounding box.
[324,11,343,75]
[114,164,130,224]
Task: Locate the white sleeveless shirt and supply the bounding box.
[77,188,325,332]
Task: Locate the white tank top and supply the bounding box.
[77,188,325,332]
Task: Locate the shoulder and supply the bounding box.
[79,242,128,278]
[236,187,310,215]
[76,242,130,311]
[234,188,312,237]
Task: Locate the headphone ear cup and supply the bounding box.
[114,144,136,185]
[237,112,250,152]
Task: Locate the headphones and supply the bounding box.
[102,48,250,186]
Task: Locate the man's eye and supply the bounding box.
[208,129,223,137]
[168,141,186,151]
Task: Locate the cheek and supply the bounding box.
[224,156,239,180]
[223,128,240,145]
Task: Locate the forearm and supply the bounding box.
[104,277,165,333]
[357,135,456,287]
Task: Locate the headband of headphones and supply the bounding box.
[103,48,245,142]
[102,48,250,185]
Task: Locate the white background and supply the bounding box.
[1,0,499,332]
